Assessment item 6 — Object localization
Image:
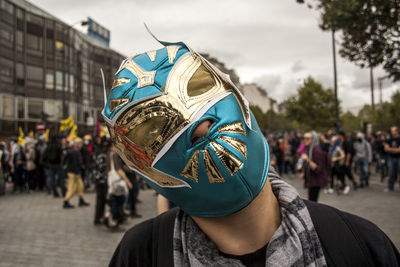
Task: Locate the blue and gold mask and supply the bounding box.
[103,43,270,217]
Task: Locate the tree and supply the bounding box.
[299,0,400,82]
[285,77,338,131]
[341,111,362,132]
[250,106,294,132]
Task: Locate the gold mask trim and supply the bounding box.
[146,50,157,62]
[203,147,225,183]
[218,135,247,159]
[109,126,186,187]
[218,122,246,136]
[110,98,130,112]
[180,150,200,182]
[111,78,131,90]
[209,141,243,176]
[121,57,156,88]
[166,45,180,64]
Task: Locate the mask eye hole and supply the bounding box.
[187,65,215,97]
[126,116,167,147]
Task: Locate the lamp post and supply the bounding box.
[377,76,388,105]
[331,29,341,132]
[61,20,88,119]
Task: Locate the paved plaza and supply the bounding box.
[0,172,399,267]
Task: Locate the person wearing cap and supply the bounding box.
[63,137,90,208]
[104,42,399,266]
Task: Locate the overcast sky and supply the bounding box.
[30,0,399,113]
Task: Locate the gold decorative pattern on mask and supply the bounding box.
[166,45,180,64]
[203,148,225,183]
[218,135,247,159]
[146,50,157,62]
[111,78,131,90]
[122,57,156,88]
[180,150,200,182]
[117,100,187,161]
[109,126,186,187]
[218,122,246,136]
[209,141,243,176]
[110,98,129,112]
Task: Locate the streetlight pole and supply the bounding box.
[332,29,341,132]
[61,20,88,119]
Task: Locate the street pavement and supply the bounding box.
[0,172,399,267]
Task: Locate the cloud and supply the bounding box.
[291,60,305,73]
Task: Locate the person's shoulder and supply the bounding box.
[306,201,400,266]
[109,218,155,267]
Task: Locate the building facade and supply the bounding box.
[241,83,278,113]
[0,0,125,136]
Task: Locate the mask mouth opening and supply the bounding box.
[190,119,216,145]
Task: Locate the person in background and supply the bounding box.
[301,131,329,202]
[44,133,63,198]
[11,143,26,193]
[337,131,358,190]
[63,137,90,208]
[330,136,348,194]
[104,144,132,228]
[35,136,47,191]
[376,132,389,182]
[384,126,400,192]
[353,132,372,188]
[93,137,109,225]
[25,138,37,192]
[82,135,95,189]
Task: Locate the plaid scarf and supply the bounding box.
[173,169,327,267]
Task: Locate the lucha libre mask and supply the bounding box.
[102,42,270,217]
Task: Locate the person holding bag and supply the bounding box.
[106,144,132,228]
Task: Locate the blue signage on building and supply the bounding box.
[87,17,110,47]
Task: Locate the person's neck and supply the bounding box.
[191,180,281,256]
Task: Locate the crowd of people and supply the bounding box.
[0,132,143,230]
[0,125,399,228]
[267,126,400,201]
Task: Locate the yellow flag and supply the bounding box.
[59,117,74,132]
[18,127,25,146]
[68,124,78,139]
[100,125,109,137]
[44,128,50,142]
[28,131,34,138]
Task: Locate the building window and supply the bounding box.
[55,71,64,91]
[17,98,25,119]
[26,65,43,87]
[45,71,54,89]
[45,100,62,120]
[46,38,54,57]
[0,57,13,83]
[82,81,89,98]
[28,99,43,119]
[16,63,25,86]
[2,95,14,118]
[27,34,43,56]
[0,22,13,48]
[0,0,14,14]
[16,31,24,52]
[69,74,74,93]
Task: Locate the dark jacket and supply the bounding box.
[65,147,82,175]
[307,146,329,188]
[108,201,400,267]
